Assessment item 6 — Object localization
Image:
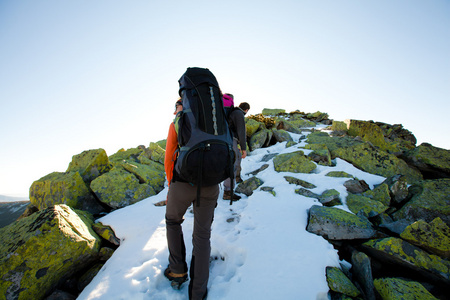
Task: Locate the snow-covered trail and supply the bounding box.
[78,130,385,300]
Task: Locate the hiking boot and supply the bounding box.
[164,266,188,289]
[236,175,243,183]
[223,190,241,201]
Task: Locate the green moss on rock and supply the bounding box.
[306,132,364,153]
[326,267,361,297]
[273,151,317,173]
[362,183,391,207]
[262,108,285,116]
[346,193,388,218]
[325,171,354,178]
[374,278,438,300]
[245,118,263,137]
[66,148,111,183]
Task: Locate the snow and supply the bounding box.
[77,128,386,300]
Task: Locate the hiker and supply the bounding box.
[164,68,234,300]
[222,94,250,201]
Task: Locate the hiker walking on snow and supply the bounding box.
[222,93,250,201]
[164,68,234,300]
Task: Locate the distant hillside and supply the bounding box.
[0,201,29,228]
[0,195,29,202]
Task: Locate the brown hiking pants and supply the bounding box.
[166,181,219,300]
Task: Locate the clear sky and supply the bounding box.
[1,0,449,197]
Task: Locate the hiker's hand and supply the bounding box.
[241,150,247,159]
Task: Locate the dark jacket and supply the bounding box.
[228,108,247,151]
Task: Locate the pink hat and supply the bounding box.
[223,94,234,107]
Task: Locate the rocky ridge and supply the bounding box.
[1,108,449,299]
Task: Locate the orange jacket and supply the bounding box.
[164,122,178,186]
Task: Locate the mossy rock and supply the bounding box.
[400,217,450,259]
[362,183,391,207]
[333,143,423,184]
[326,266,361,297]
[245,118,263,137]
[109,147,144,165]
[156,139,167,150]
[331,121,348,132]
[286,114,316,128]
[0,205,100,300]
[306,205,376,240]
[249,129,269,151]
[145,142,166,164]
[235,177,264,196]
[29,171,104,215]
[272,129,293,143]
[308,149,332,166]
[119,160,165,194]
[347,119,398,152]
[319,189,342,207]
[374,278,438,300]
[90,166,155,209]
[92,222,120,246]
[274,119,302,134]
[392,179,450,226]
[66,148,111,183]
[403,143,450,176]
[307,111,329,122]
[346,193,388,218]
[273,151,317,173]
[284,176,316,188]
[306,131,364,153]
[326,171,354,178]
[262,108,285,116]
[362,237,450,283]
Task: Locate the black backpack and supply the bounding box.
[174,67,235,204]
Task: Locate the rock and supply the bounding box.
[308,149,332,166]
[99,247,115,261]
[307,205,376,240]
[362,184,391,207]
[29,171,105,215]
[326,266,361,297]
[92,222,120,246]
[275,119,302,134]
[143,142,166,164]
[373,278,438,300]
[307,111,329,123]
[155,139,167,149]
[344,179,370,194]
[295,188,320,199]
[262,108,285,115]
[245,118,262,137]
[271,129,293,143]
[333,143,423,184]
[402,143,450,179]
[362,237,450,285]
[246,164,269,176]
[346,194,388,218]
[90,166,155,209]
[264,129,274,147]
[235,177,264,196]
[319,189,342,207]
[391,179,450,226]
[306,131,364,153]
[17,203,39,221]
[284,176,316,188]
[45,289,77,300]
[375,122,417,148]
[331,121,348,132]
[0,205,100,299]
[379,219,412,235]
[380,175,409,204]
[77,263,104,291]
[109,147,143,166]
[119,161,165,194]
[261,153,278,162]
[346,119,397,152]
[260,186,276,196]
[249,129,269,151]
[273,151,317,173]
[325,171,354,178]
[351,251,375,300]
[285,114,316,128]
[66,149,111,183]
[400,217,450,259]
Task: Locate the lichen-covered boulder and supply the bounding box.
[285,114,316,128]
[144,142,166,164]
[362,237,450,284]
[391,179,450,226]
[109,147,144,166]
[235,177,264,196]
[306,205,376,240]
[92,222,120,246]
[325,171,354,178]
[29,171,104,215]
[245,118,262,138]
[326,266,361,297]
[284,176,316,189]
[274,119,302,134]
[306,131,364,153]
[351,251,375,300]
[120,161,165,194]
[380,175,409,205]
[346,119,397,152]
[402,143,450,178]
[333,143,423,184]
[262,108,285,115]
[331,120,348,132]
[374,278,438,300]
[249,129,269,151]
[400,218,450,259]
[295,187,320,199]
[362,183,391,207]
[305,144,332,166]
[344,179,370,194]
[66,149,111,183]
[0,205,100,299]
[319,189,341,207]
[271,129,293,143]
[90,166,155,209]
[346,194,388,218]
[273,151,317,173]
